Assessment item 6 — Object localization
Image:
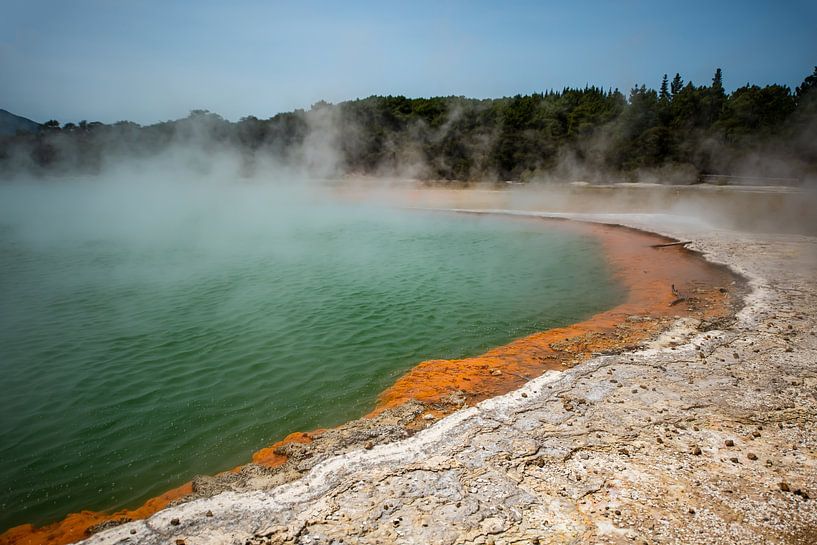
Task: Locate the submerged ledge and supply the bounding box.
[0,215,739,545]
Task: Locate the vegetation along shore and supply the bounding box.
[2,67,816,185]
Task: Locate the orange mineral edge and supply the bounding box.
[0,217,736,545]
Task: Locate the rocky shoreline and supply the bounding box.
[67,211,816,545]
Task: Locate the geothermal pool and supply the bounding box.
[0,182,623,530]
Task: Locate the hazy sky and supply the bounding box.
[2,0,815,125]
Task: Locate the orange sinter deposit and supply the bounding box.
[1,217,738,545]
[0,431,319,545]
[251,431,317,467]
[0,482,192,545]
[373,216,737,412]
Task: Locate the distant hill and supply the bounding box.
[0,109,41,136]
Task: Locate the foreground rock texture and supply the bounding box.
[84,214,817,545]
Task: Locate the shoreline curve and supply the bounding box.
[0,214,739,545]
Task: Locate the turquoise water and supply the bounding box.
[0,181,623,531]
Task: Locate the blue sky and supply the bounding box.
[2,0,815,124]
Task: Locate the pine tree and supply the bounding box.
[794,66,817,117]
[670,73,684,97]
[795,66,817,100]
[659,74,670,101]
[712,68,724,92]
[707,68,726,127]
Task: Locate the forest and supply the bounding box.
[2,67,816,184]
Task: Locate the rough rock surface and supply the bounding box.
[82,213,817,545]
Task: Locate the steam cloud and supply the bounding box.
[1,84,816,236]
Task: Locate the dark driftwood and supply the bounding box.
[651,241,692,248]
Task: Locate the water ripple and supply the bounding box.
[0,210,622,531]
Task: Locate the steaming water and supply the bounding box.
[0,181,623,531]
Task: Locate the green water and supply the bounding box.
[0,181,622,531]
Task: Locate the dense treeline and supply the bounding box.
[2,67,816,184]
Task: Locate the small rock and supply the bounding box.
[752,431,761,438]
[422,413,435,421]
[692,446,702,456]
[779,482,791,492]
[170,518,180,526]
[725,439,735,447]
[130,529,137,535]
[364,441,374,450]
[747,453,758,461]
[730,457,739,464]
[490,369,502,376]
[794,489,810,500]
[175,540,185,545]
[688,508,696,514]
[521,392,528,398]
[205,510,213,517]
